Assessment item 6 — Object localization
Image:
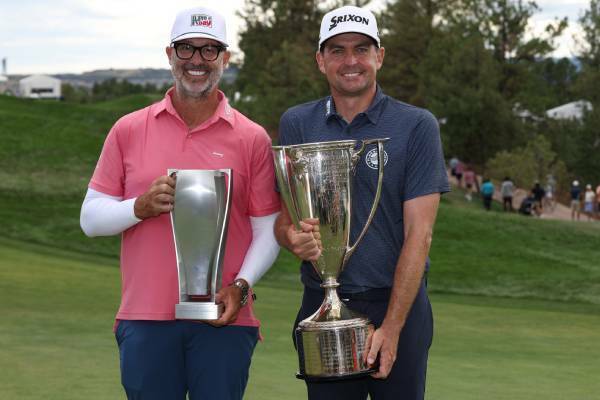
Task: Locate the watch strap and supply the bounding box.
[232,279,250,306]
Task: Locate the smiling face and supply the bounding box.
[166,37,230,100]
[316,33,384,99]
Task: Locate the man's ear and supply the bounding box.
[166,46,173,66]
[316,50,326,75]
[376,46,385,71]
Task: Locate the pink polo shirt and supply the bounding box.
[89,89,280,327]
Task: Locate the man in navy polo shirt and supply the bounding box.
[274,5,450,400]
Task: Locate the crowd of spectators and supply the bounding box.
[448,157,600,221]
[569,181,600,221]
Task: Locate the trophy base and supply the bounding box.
[296,318,375,380]
[175,302,224,320]
[296,367,377,382]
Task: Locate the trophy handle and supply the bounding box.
[273,146,302,230]
[345,139,387,262]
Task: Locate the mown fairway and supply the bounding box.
[1,238,599,399]
[1,95,600,399]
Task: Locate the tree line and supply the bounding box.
[232,0,600,191]
[61,78,171,103]
[61,0,600,190]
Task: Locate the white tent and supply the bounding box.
[545,100,592,121]
[19,75,61,99]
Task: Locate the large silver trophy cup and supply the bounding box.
[273,139,387,381]
[169,169,232,320]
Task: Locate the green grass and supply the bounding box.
[2,94,600,306]
[428,294,600,400]
[0,238,122,399]
[1,238,599,399]
[2,94,600,398]
[431,190,600,304]
[0,94,158,195]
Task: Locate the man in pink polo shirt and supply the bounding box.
[80,7,280,400]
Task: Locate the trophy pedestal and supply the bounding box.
[175,301,224,320]
[296,318,376,381]
[295,285,376,380]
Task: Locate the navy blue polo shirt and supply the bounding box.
[279,87,450,293]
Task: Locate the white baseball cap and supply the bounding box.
[318,6,380,49]
[170,7,228,47]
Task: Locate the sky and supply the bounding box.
[0,0,591,75]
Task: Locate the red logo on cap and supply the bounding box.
[191,14,212,28]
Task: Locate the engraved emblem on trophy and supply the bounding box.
[169,169,232,320]
[273,138,388,380]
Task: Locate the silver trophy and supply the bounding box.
[273,139,387,380]
[169,169,232,320]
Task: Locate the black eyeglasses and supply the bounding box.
[171,42,226,61]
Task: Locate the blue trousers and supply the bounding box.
[293,280,433,400]
[115,320,259,400]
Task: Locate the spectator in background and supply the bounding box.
[596,184,600,218]
[454,160,464,188]
[500,176,514,212]
[481,178,495,211]
[449,156,459,178]
[570,180,581,221]
[583,184,596,221]
[463,165,476,201]
[518,191,540,217]
[544,174,556,212]
[532,182,545,214]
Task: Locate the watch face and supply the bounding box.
[234,280,249,305]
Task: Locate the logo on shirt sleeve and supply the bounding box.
[365,148,388,169]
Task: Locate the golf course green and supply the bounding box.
[1,95,599,399]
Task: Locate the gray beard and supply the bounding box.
[176,80,212,99]
[171,67,223,100]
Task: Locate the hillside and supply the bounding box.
[0,94,160,255]
[1,95,600,306]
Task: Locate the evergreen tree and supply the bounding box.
[421,30,522,166]
[234,0,327,133]
[377,0,447,105]
[570,0,600,184]
[235,0,371,133]
[525,58,578,112]
[575,0,600,103]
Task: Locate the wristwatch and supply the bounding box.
[232,279,250,306]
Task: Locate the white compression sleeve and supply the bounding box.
[80,188,141,237]
[236,212,281,287]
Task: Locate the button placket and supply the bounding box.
[182,129,193,151]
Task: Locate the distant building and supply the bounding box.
[19,75,62,99]
[0,74,7,92]
[546,100,592,121]
[513,102,542,123]
[0,57,8,94]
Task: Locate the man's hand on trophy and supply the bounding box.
[365,322,401,379]
[134,175,176,219]
[208,285,243,327]
[286,219,322,261]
